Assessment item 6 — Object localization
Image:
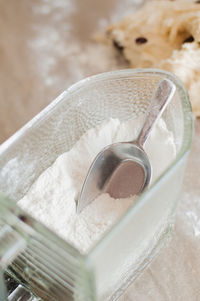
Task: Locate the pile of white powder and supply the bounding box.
[18,117,176,253]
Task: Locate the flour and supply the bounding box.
[18,117,176,253]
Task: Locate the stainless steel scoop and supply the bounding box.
[77,79,176,213]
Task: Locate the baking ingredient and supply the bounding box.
[105,0,200,116]
[18,117,176,253]
[158,43,200,117]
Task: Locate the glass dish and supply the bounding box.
[0,69,193,301]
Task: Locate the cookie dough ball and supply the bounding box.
[106,0,200,116]
[159,42,200,116]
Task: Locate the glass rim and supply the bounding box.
[0,68,194,261]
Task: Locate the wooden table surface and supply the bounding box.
[0,1,200,300]
[0,0,125,144]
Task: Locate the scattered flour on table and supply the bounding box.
[18,117,176,253]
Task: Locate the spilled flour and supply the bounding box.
[18,117,176,253]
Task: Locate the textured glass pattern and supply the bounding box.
[0,72,183,201]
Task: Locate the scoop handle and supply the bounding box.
[136,79,176,147]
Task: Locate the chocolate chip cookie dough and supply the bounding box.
[106,1,200,116]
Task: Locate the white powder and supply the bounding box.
[18,117,176,253]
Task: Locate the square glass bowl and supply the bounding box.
[0,69,193,301]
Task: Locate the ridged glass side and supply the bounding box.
[0,195,95,301]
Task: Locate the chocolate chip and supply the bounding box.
[113,40,124,52]
[195,0,200,3]
[135,37,148,45]
[18,214,28,223]
[183,36,194,43]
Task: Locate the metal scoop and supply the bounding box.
[77,79,176,213]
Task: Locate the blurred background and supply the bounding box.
[0,0,143,143]
[0,1,200,300]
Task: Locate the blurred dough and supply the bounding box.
[106,1,200,116]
